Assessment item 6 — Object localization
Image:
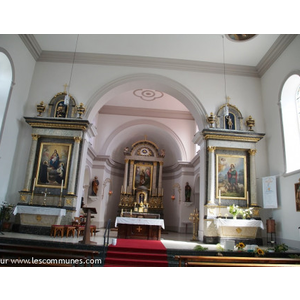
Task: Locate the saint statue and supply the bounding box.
[92,176,99,196]
[185,182,191,202]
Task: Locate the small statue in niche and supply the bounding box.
[185,182,192,202]
[56,102,67,118]
[227,116,233,129]
[91,176,99,196]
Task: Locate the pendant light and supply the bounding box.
[222,35,229,117]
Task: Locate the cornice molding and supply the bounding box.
[20,34,298,78]
[99,105,194,120]
[19,34,42,61]
[256,34,298,77]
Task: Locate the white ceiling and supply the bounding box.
[34,34,280,67]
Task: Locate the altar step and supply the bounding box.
[104,238,168,267]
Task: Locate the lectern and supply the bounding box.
[79,207,97,245]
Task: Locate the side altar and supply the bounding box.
[15,90,89,234]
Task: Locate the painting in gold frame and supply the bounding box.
[295,180,300,212]
[216,154,247,199]
[35,142,72,189]
[133,163,153,191]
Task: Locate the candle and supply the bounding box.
[247,191,249,207]
[219,189,221,206]
[61,180,64,193]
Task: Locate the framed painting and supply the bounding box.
[133,163,153,191]
[35,142,72,189]
[295,181,300,212]
[216,154,247,199]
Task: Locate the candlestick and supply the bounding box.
[219,189,221,206]
[61,180,64,193]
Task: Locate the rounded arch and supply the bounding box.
[85,73,208,130]
[0,47,15,145]
[102,118,188,164]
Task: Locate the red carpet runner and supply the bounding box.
[104,239,168,267]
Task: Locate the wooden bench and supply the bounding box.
[174,255,300,267]
[0,243,100,267]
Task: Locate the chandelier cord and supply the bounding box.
[67,34,79,96]
[222,35,228,102]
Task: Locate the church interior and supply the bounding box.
[1,31,300,278]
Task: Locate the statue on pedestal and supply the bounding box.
[91,176,99,196]
[185,182,191,202]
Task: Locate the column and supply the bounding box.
[68,136,82,195]
[248,149,258,206]
[207,146,216,205]
[23,134,39,191]
[122,159,129,194]
[152,162,157,196]
[128,160,134,194]
[158,161,163,196]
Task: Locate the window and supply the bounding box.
[0,51,13,144]
[281,74,300,173]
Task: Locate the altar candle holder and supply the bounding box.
[189,208,199,241]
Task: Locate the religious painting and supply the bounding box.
[35,142,72,189]
[216,154,247,199]
[294,180,300,212]
[133,163,153,190]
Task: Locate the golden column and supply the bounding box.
[23,134,39,192]
[248,149,258,206]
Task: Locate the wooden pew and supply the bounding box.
[0,243,100,267]
[174,255,300,267]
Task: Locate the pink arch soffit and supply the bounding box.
[101,118,188,162]
[85,73,208,130]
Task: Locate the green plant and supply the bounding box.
[194,245,208,251]
[0,202,14,222]
[274,243,289,253]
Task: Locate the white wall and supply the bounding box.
[0,35,36,205]
[261,35,300,248]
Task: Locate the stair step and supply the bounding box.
[106,251,167,260]
[104,257,168,267]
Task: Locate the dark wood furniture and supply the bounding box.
[79,207,97,245]
[174,255,300,267]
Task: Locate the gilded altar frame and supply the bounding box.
[216,154,247,200]
[133,163,153,191]
[35,142,72,189]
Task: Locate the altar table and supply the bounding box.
[214,219,264,239]
[13,205,66,227]
[115,217,165,240]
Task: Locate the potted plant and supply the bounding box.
[0,202,14,232]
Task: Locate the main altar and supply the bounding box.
[118,138,165,218]
[115,138,165,239]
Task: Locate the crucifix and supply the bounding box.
[43,188,50,206]
[136,226,143,233]
[63,83,68,93]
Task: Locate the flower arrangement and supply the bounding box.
[254,247,265,256]
[236,242,245,251]
[227,204,241,218]
[242,207,253,219]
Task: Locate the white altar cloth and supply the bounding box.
[115,217,165,229]
[13,205,66,217]
[215,219,264,230]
